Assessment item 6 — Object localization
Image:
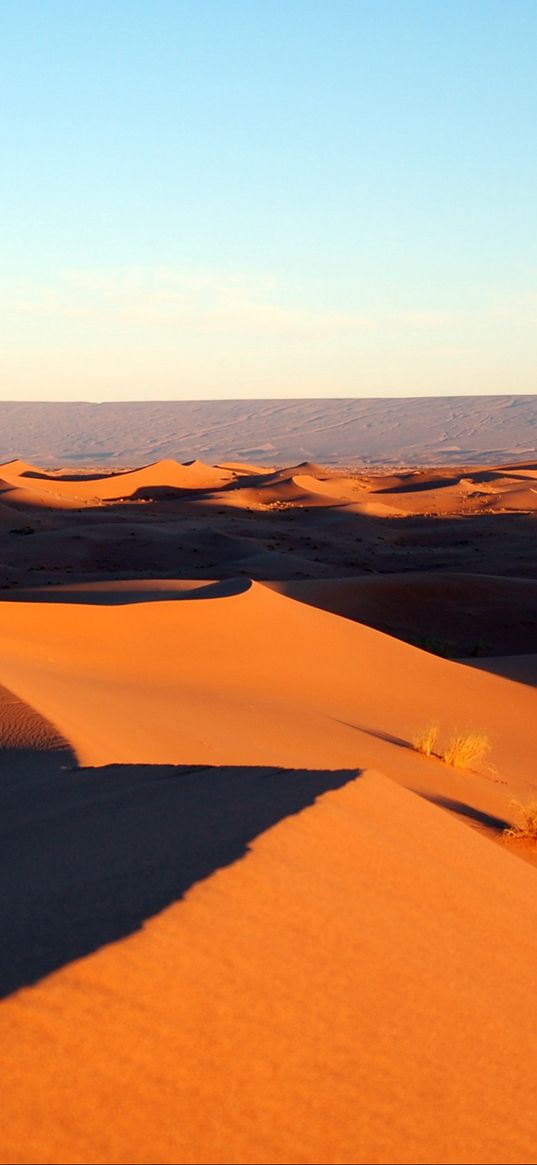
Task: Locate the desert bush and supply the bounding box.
[412,723,439,757]
[441,731,490,770]
[505,803,537,842]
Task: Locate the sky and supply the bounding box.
[0,0,535,401]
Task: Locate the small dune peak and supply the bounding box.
[138,458,184,473]
[294,460,327,476]
[0,458,35,476]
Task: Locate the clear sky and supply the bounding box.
[1,0,535,400]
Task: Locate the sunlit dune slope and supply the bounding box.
[2,453,537,519]
[3,772,537,1164]
[0,582,535,810]
[493,485,537,510]
[0,458,37,477]
[210,475,346,509]
[0,457,234,505]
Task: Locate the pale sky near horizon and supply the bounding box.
[1,0,535,401]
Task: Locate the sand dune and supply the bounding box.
[269,459,330,479]
[214,476,344,509]
[293,471,362,497]
[4,578,245,604]
[1,454,537,643]
[465,653,537,685]
[2,452,537,608]
[268,572,537,656]
[3,765,537,1164]
[1,582,535,806]
[0,497,35,530]
[358,463,537,516]
[0,681,66,753]
[0,458,37,477]
[493,485,537,510]
[3,453,537,517]
[0,457,234,505]
[2,446,537,1164]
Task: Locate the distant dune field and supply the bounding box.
[1,451,537,657]
[1,394,537,467]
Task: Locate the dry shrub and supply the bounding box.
[505,803,537,842]
[412,724,439,757]
[441,731,490,770]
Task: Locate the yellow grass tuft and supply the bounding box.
[441,731,490,770]
[412,723,439,757]
[505,802,537,842]
[411,725,491,770]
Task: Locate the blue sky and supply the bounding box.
[1,0,535,399]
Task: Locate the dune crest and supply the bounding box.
[2,452,537,518]
[0,456,234,504]
[0,582,535,817]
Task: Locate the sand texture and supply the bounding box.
[1,394,537,467]
[1,452,537,1164]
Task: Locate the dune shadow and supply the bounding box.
[0,577,252,605]
[0,749,360,998]
[420,793,509,831]
[374,476,458,495]
[21,469,131,483]
[130,485,209,500]
[329,717,413,750]
[461,655,537,688]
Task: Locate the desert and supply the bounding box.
[4,0,536,1156]
[1,449,537,1164]
[1,396,537,469]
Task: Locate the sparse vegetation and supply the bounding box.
[412,723,439,757]
[441,731,490,770]
[412,725,491,770]
[505,803,537,843]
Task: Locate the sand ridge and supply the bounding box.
[0,450,536,662]
[0,456,235,505]
[0,580,535,806]
[2,450,537,1164]
[3,452,537,516]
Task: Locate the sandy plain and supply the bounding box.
[1,394,537,467]
[1,453,537,1165]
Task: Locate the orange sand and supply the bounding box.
[3,772,537,1164]
[2,454,537,1164]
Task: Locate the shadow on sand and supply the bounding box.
[1,577,251,605]
[419,793,509,832]
[0,743,360,998]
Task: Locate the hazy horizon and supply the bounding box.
[4,389,537,402]
[2,395,536,467]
